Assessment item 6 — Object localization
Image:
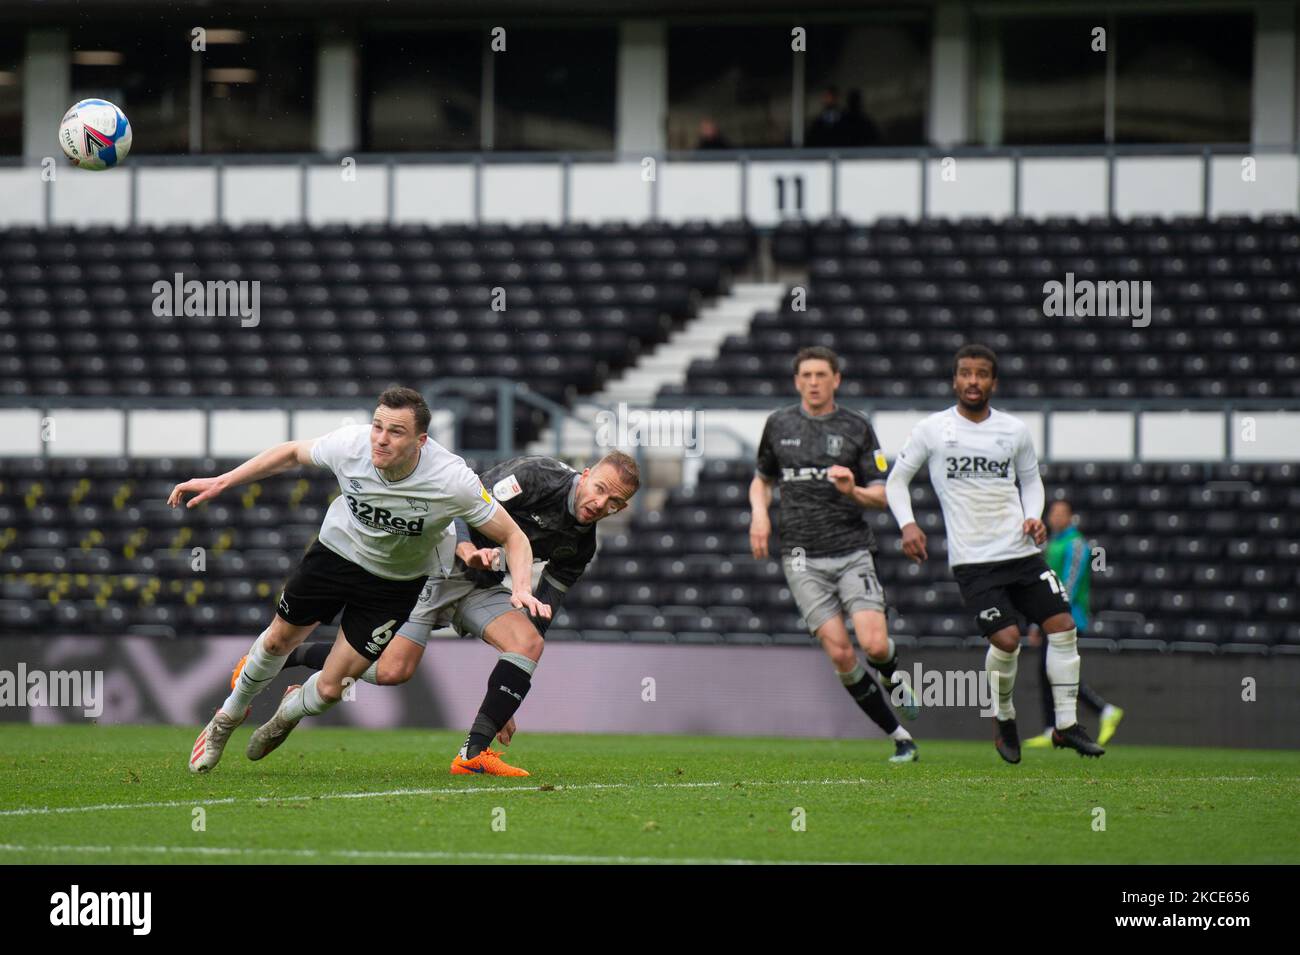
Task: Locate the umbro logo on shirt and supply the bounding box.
[349,479,363,491]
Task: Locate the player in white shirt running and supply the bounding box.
[885,345,1104,763]
[173,387,549,774]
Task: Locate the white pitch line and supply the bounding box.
[0,774,1277,820]
[0,777,869,818]
[0,843,851,866]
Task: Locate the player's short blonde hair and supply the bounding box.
[594,450,640,493]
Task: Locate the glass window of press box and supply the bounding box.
[361,26,481,151]
[493,28,617,151]
[803,20,930,147]
[972,16,1106,145]
[1114,13,1252,143]
[200,25,314,153]
[668,24,794,150]
[69,24,193,154]
[0,35,20,155]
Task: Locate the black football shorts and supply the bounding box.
[276,541,428,661]
[952,554,1073,638]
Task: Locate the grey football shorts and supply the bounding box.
[395,571,525,647]
[781,546,887,635]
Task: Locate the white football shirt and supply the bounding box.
[310,424,497,580]
[885,406,1045,567]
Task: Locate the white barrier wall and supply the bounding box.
[0,409,459,458]
[1210,154,1300,216]
[528,407,1292,465]
[1020,158,1108,219]
[135,168,217,226]
[0,169,47,226]
[393,165,476,224]
[306,163,388,226]
[49,167,130,226]
[5,152,1293,228]
[481,164,563,224]
[127,410,206,457]
[222,166,301,226]
[0,407,1294,461]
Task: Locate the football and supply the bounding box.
[58,98,133,170]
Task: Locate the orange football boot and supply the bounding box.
[230,654,248,691]
[450,747,530,777]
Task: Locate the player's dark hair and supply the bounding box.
[793,346,841,376]
[377,386,432,434]
[953,344,998,378]
[595,450,641,493]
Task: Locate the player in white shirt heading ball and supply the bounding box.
[885,345,1104,763]
[173,387,548,775]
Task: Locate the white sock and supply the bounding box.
[985,644,1019,721]
[361,661,379,685]
[890,726,912,742]
[221,631,287,718]
[1045,628,1081,730]
[280,671,333,722]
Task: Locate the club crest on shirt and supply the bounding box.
[873,449,888,473]
[995,437,1013,453]
[942,421,958,446]
[825,433,844,456]
[406,498,428,513]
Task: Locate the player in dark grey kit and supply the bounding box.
[278,450,639,775]
[749,346,920,763]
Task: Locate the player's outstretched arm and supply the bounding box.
[475,507,550,620]
[167,439,317,509]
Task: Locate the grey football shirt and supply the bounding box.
[755,403,888,558]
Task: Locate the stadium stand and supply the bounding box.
[666,215,1300,401]
[5,453,1296,654]
[0,220,754,448]
[557,458,1300,655]
[2,215,1296,653]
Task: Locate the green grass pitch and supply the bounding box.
[1,726,1297,864]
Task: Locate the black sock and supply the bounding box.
[285,642,331,671]
[843,667,899,735]
[1039,642,1055,728]
[1079,682,1107,715]
[870,643,899,682]
[464,658,533,758]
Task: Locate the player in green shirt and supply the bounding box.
[1026,499,1125,747]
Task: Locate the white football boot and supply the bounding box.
[246,685,303,761]
[189,706,251,773]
